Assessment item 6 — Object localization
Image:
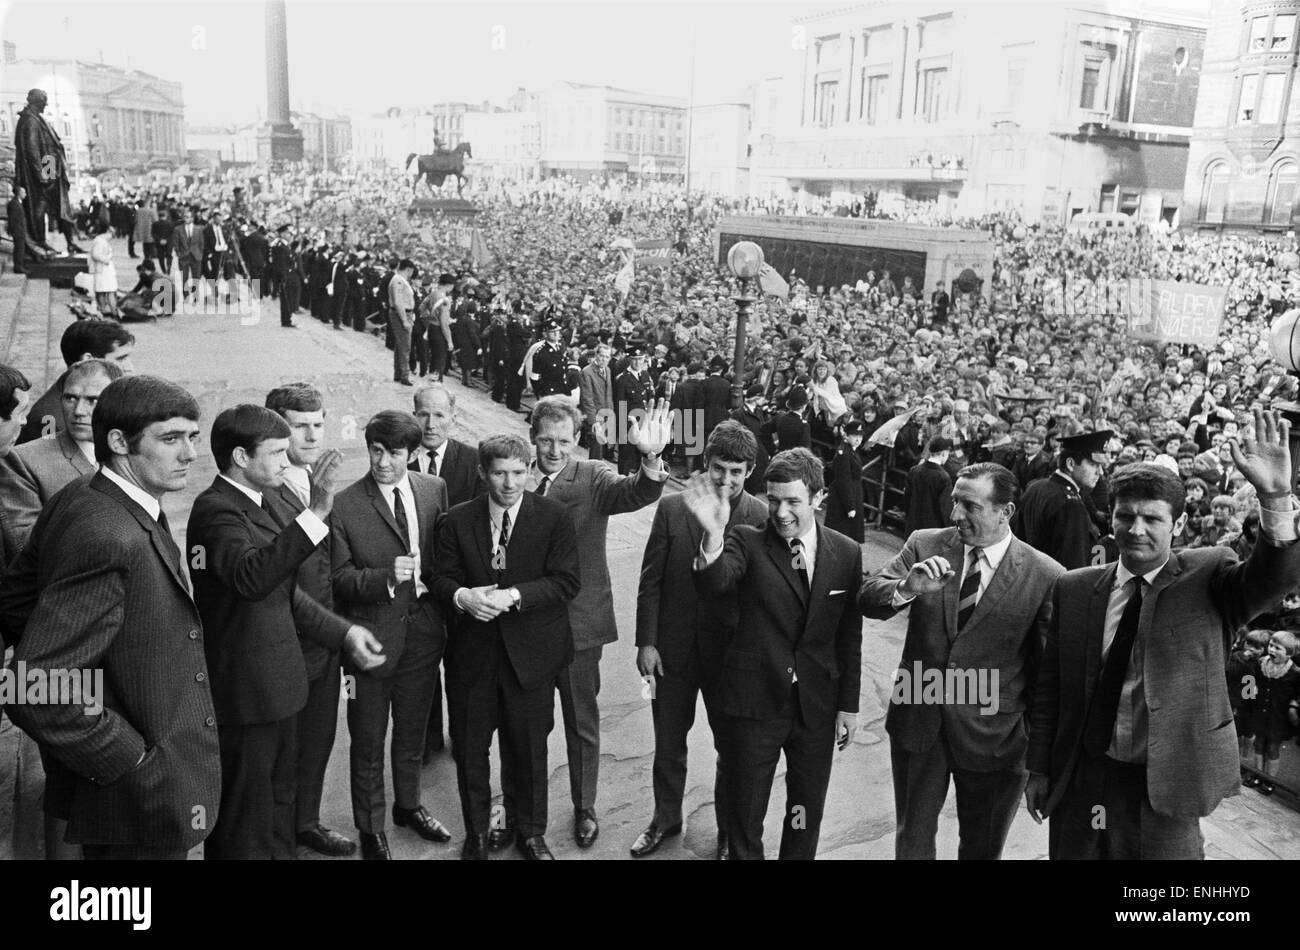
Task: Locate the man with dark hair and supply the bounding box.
[1013,429,1110,570]
[860,462,1064,859]
[1027,417,1300,860]
[188,405,384,859]
[432,432,581,860]
[2,376,218,859]
[687,447,864,859]
[17,321,135,446]
[904,436,953,535]
[332,409,453,859]
[613,346,654,474]
[631,420,767,859]
[264,383,353,857]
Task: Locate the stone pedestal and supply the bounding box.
[256,125,304,164]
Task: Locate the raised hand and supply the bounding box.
[898,555,954,596]
[682,472,730,544]
[1228,408,1293,496]
[628,398,674,457]
[308,448,345,519]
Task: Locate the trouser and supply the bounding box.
[430,329,450,378]
[280,275,301,326]
[424,664,446,750]
[346,643,439,835]
[179,261,201,298]
[447,628,555,839]
[127,233,136,256]
[1048,753,1204,860]
[724,685,834,860]
[390,313,412,382]
[295,662,341,833]
[410,322,429,376]
[889,729,1026,860]
[491,361,507,402]
[332,290,347,329]
[10,228,26,272]
[156,245,172,273]
[650,642,728,830]
[207,716,298,860]
[506,363,526,409]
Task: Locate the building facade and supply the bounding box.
[755,2,1206,225]
[0,47,186,175]
[461,110,542,181]
[352,102,496,170]
[537,82,686,181]
[1182,0,1300,229]
[688,102,751,196]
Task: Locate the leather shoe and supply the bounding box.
[515,834,554,860]
[461,832,489,860]
[360,831,391,860]
[487,817,516,851]
[715,831,730,861]
[392,805,452,842]
[574,808,599,848]
[296,824,357,857]
[629,821,681,858]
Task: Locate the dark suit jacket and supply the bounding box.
[274,480,336,681]
[408,438,483,508]
[172,222,204,267]
[15,372,67,446]
[903,460,953,535]
[1028,538,1300,819]
[701,375,731,439]
[187,477,351,726]
[0,429,96,548]
[543,458,663,650]
[242,231,270,270]
[636,490,768,674]
[330,472,448,679]
[1,472,220,849]
[695,522,863,725]
[431,493,580,691]
[859,528,1064,771]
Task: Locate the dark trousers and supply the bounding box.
[179,260,202,297]
[207,717,298,860]
[491,361,507,402]
[346,638,440,835]
[127,233,136,256]
[424,664,446,749]
[410,321,429,376]
[10,225,27,272]
[506,363,526,410]
[84,844,187,860]
[331,290,347,329]
[724,686,834,860]
[890,730,1026,859]
[447,627,555,838]
[390,314,412,382]
[156,244,172,274]
[430,328,450,378]
[1048,754,1204,860]
[280,275,301,326]
[650,644,729,830]
[295,663,341,833]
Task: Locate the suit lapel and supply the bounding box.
[799,526,835,643]
[1084,564,1120,698]
[58,432,95,476]
[471,495,496,579]
[955,536,1021,639]
[940,530,964,642]
[92,473,192,600]
[214,476,279,535]
[764,527,809,618]
[367,474,408,548]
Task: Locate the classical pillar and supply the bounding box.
[258,0,303,162]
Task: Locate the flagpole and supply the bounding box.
[685,32,695,196]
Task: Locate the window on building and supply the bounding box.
[918,67,947,123]
[1119,190,1140,215]
[1269,162,1298,224]
[815,79,839,127]
[1260,73,1288,123]
[918,16,951,51]
[1239,73,1260,122]
[1250,16,1270,51]
[816,35,842,66]
[863,26,891,60]
[1100,184,1118,212]
[1080,61,1101,109]
[1202,162,1230,222]
[863,73,889,124]
[1006,58,1025,110]
[1274,14,1296,50]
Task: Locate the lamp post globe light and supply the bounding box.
[726,241,764,409]
[1267,308,1300,483]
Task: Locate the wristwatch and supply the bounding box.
[508,587,522,610]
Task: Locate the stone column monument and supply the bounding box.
[257,0,304,163]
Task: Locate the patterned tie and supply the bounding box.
[535,475,550,497]
[1083,577,1145,756]
[499,509,511,548]
[392,486,410,551]
[494,509,511,581]
[956,547,983,631]
[788,537,810,595]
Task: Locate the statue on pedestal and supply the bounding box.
[14,88,83,256]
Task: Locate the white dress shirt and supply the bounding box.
[100,465,161,521]
[74,438,97,466]
[413,442,446,478]
[380,473,427,598]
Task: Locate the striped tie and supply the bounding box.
[956,547,982,631]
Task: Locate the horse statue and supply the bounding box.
[405,143,473,197]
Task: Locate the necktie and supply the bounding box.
[156,509,190,595]
[393,487,410,551]
[956,547,983,631]
[431,451,440,478]
[536,475,550,497]
[499,509,511,549]
[788,537,810,595]
[1083,577,1145,756]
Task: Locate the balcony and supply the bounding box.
[1078,108,1111,134]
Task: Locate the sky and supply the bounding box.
[0,0,822,125]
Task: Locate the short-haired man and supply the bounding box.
[578,343,616,464]
[860,462,1064,859]
[631,420,767,859]
[188,405,384,859]
[331,410,454,860]
[432,433,581,859]
[388,259,417,387]
[1013,429,1110,570]
[2,376,218,859]
[1027,412,1300,858]
[17,321,135,446]
[0,358,122,547]
[687,447,864,859]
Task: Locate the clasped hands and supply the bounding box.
[460,584,516,621]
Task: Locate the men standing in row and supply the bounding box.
[687,448,864,859]
[492,396,668,851]
[432,434,580,859]
[331,410,453,860]
[1013,429,1109,571]
[632,421,767,858]
[859,462,1063,859]
[4,376,218,859]
[188,405,384,859]
[1027,413,1300,859]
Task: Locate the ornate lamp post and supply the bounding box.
[1268,308,1300,483]
[337,195,354,245]
[726,240,764,409]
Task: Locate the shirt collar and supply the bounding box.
[1056,470,1080,491]
[488,494,523,528]
[99,464,161,520]
[1116,556,1168,589]
[74,438,97,465]
[382,471,413,497]
[966,529,1013,569]
[219,473,262,508]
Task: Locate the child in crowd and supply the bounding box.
[1191,494,1241,548]
[1246,631,1300,795]
[1230,630,1271,784]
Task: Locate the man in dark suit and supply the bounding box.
[6,185,28,274]
[1026,418,1300,859]
[432,434,580,860]
[17,320,135,446]
[265,383,354,857]
[188,405,384,859]
[271,226,301,327]
[614,346,654,475]
[701,356,732,448]
[578,343,616,464]
[673,362,706,473]
[491,396,668,850]
[729,384,770,497]
[860,462,1064,859]
[2,376,218,860]
[242,224,270,295]
[151,206,174,275]
[171,206,204,300]
[332,410,453,859]
[632,420,767,859]
[688,448,864,859]
[825,420,866,543]
[904,437,954,535]
[202,209,246,287]
[1013,430,1109,571]
[760,388,812,454]
[410,384,484,760]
